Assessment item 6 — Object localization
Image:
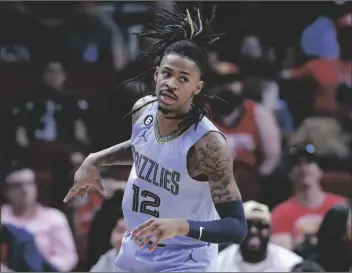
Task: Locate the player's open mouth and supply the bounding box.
[160,91,177,105]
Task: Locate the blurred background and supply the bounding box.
[0,1,351,272]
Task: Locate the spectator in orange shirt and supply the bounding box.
[282,16,350,114]
[212,86,281,176]
[211,86,281,201]
[270,144,346,250]
[284,58,350,113]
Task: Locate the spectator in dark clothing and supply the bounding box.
[85,189,124,270]
[307,202,352,272]
[0,223,59,272]
[14,61,90,148]
[0,11,41,63]
[237,36,278,80]
[290,260,325,272]
[16,2,126,68]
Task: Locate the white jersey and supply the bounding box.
[122,101,222,246]
[216,243,303,272]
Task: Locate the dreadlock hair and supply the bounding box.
[120,4,225,129]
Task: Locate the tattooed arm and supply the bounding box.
[91,95,155,166]
[186,131,247,244]
[193,131,242,202]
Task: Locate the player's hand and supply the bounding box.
[63,154,106,203]
[131,218,190,252]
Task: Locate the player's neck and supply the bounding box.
[294,185,325,208]
[156,111,184,137]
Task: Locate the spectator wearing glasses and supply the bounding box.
[217,201,302,272]
[271,144,346,251]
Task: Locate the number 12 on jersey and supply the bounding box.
[132,184,161,218]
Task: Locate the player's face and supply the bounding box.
[154,54,203,115]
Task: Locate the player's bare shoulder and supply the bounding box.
[131,95,156,125]
[189,131,242,203]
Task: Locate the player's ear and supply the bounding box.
[154,66,159,82]
[194,81,203,96]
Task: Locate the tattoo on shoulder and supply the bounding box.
[194,132,242,203]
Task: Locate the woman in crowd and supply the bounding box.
[308,202,352,272]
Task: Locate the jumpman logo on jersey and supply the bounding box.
[183,249,197,263]
[139,130,148,142]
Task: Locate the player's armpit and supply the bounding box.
[193,131,242,202]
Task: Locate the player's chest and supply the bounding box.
[132,139,184,170]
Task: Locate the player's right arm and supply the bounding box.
[89,95,155,166]
[63,96,155,202]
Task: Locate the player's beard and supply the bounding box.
[158,105,173,115]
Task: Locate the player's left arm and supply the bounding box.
[186,131,247,244]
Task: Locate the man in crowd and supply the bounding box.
[1,164,78,271]
[212,86,281,201]
[290,84,352,171]
[271,144,346,250]
[217,201,302,272]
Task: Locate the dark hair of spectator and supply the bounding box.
[336,83,352,105]
[310,202,351,271]
[121,4,226,129]
[290,260,325,272]
[4,160,33,183]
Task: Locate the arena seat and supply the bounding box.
[321,171,352,199]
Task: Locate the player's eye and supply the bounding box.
[179,77,189,83]
[162,71,171,77]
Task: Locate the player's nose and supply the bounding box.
[165,80,177,90]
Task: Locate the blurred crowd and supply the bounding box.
[0,1,351,272]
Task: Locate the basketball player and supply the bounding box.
[64,5,247,272]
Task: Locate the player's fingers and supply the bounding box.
[137,234,153,249]
[136,223,160,247]
[131,219,154,237]
[132,222,158,242]
[148,232,163,252]
[63,185,79,202]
